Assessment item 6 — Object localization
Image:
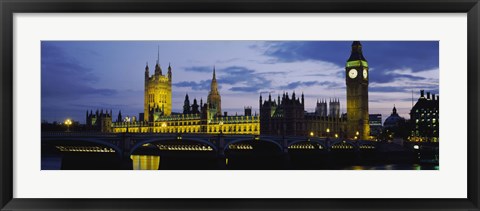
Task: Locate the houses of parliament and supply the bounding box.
[88,41,371,140]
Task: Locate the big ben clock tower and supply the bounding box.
[346,41,370,140]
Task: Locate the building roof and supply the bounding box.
[384,106,405,127]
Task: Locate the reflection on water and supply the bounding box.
[42,154,439,170]
[42,156,62,170]
[344,164,439,170]
[130,155,160,170]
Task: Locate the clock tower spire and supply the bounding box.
[346,41,370,140]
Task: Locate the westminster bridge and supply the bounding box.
[41,132,437,170]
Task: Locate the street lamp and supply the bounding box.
[326,128,330,138]
[64,119,72,132]
[310,131,314,137]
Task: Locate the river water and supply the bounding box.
[42,154,439,170]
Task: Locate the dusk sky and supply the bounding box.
[41,41,439,124]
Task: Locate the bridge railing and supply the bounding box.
[41,132,120,138]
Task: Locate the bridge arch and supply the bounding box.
[42,137,123,157]
[130,137,218,155]
[224,138,283,152]
[287,139,326,150]
[330,140,356,150]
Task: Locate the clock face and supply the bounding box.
[348,69,358,79]
[363,68,368,79]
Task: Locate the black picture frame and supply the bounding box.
[1,0,479,210]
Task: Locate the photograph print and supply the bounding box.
[41,41,439,170]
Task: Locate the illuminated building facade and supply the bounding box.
[304,113,347,138]
[111,64,259,135]
[144,49,173,122]
[259,41,375,139]
[207,67,222,117]
[111,109,259,134]
[410,90,439,142]
[98,42,372,138]
[309,98,346,137]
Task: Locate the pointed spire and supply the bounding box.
[213,66,216,80]
[301,92,304,105]
[348,41,367,62]
[156,45,160,65]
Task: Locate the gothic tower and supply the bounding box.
[315,99,328,117]
[346,41,370,140]
[144,62,150,121]
[329,98,340,118]
[207,67,221,117]
[191,98,200,114]
[144,47,172,122]
[183,93,191,114]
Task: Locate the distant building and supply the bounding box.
[101,42,372,139]
[383,106,407,139]
[315,98,340,118]
[111,65,259,135]
[315,99,327,117]
[259,92,306,136]
[244,106,252,116]
[329,99,340,118]
[183,94,191,114]
[384,106,405,129]
[410,90,439,142]
[260,92,346,137]
[86,109,112,132]
[369,114,382,137]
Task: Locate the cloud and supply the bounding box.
[183,66,212,73]
[279,81,342,90]
[230,86,261,92]
[176,66,273,93]
[369,86,409,93]
[260,41,439,73]
[173,80,212,91]
[369,70,426,84]
[41,43,117,100]
[257,71,287,76]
